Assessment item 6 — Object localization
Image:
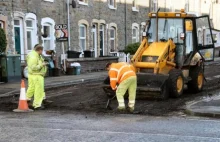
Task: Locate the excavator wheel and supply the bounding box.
[168,69,184,98]
[188,66,204,93]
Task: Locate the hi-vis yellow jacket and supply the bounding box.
[108,62,136,90]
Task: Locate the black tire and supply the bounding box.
[168,69,184,98]
[188,66,204,93]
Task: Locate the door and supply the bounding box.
[14,27,21,54]
[92,25,98,57]
[195,15,215,61]
[99,25,104,56]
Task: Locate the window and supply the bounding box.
[43,0,54,2]
[79,24,87,51]
[26,13,38,51]
[132,0,139,11]
[79,0,88,5]
[42,25,52,50]
[14,20,20,26]
[0,21,4,29]
[132,26,139,43]
[109,0,116,9]
[26,20,34,50]
[151,0,158,12]
[41,17,56,51]
[110,27,116,52]
[148,18,183,43]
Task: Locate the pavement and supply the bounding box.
[186,91,220,118]
[0,71,107,98]
[185,57,220,118]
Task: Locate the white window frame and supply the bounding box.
[79,24,87,52]
[100,24,105,56]
[132,0,139,12]
[108,0,117,9]
[78,0,88,5]
[25,13,38,52]
[41,17,56,52]
[0,21,4,29]
[109,27,116,52]
[132,25,139,43]
[43,0,54,2]
[151,0,158,12]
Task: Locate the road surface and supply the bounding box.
[0,111,220,142]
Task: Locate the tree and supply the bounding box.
[0,28,7,54]
[124,42,140,55]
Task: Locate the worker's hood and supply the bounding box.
[142,42,168,56]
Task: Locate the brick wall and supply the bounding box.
[66,57,118,73]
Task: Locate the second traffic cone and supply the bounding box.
[13,80,33,112]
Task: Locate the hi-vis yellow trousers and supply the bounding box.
[26,74,45,108]
[116,76,137,109]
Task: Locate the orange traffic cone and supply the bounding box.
[13,80,33,112]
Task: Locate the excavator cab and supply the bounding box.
[132,9,215,99]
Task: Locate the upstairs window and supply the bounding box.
[132,0,139,11]
[0,21,4,29]
[109,0,116,9]
[44,0,54,2]
[79,0,88,5]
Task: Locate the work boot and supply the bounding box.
[43,99,53,105]
[27,100,32,107]
[34,105,45,110]
[127,107,134,113]
[117,106,126,113]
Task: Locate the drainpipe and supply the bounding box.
[67,0,71,50]
[125,0,127,48]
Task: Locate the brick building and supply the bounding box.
[0,0,149,63]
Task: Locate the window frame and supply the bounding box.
[26,19,35,51]
[78,0,88,6]
[108,0,117,9]
[0,21,4,29]
[79,24,87,52]
[109,27,116,52]
[43,0,54,2]
[132,0,139,12]
[42,23,53,51]
[41,17,56,51]
[132,25,139,43]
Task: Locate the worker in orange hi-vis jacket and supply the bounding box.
[106,62,137,112]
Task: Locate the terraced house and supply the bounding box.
[0,0,219,73]
[0,0,148,65]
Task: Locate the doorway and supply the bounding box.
[99,25,105,56]
[92,24,98,57]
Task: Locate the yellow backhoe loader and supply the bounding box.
[103,9,215,103]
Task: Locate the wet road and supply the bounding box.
[0,111,220,142]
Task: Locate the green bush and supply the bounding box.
[0,28,6,54]
[124,42,140,55]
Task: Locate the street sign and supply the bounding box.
[55,24,68,42]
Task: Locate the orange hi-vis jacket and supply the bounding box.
[109,62,136,90]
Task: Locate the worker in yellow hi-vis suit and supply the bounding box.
[106,62,137,113]
[26,44,47,110]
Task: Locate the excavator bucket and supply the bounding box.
[136,73,169,98]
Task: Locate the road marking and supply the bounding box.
[214,75,220,78]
